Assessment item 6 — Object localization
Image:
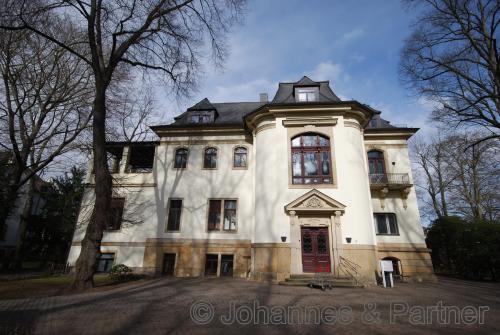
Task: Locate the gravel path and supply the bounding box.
[0,276,498,334]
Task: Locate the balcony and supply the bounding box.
[369,173,411,190]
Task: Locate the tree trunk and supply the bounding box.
[71,81,111,290]
[12,177,35,268]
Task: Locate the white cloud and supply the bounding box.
[341,27,364,42]
[310,61,342,81]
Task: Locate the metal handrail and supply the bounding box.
[369,173,410,185]
[339,256,361,286]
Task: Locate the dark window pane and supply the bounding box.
[96,253,114,273]
[208,200,221,230]
[106,198,124,230]
[204,148,217,168]
[205,254,218,275]
[167,200,182,231]
[317,233,328,253]
[367,150,384,159]
[388,214,398,234]
[221,255,234,277]
[234,147,247,167]
[127,145,154,173]
[375,214,388,234]
[302,234,312,253]
[174,149,188,168]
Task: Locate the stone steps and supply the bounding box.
[278,274,363,288]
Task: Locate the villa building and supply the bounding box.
[68,76,434,284]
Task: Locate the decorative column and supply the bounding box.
[331,210,343,277]
[289,211,302,274]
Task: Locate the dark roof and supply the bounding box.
[271,76,341,103]
[151,76,410,132]
[186,98,216,111]
[167,101,265,127]
[362,105,396,129]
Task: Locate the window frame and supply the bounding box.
[367,150,386,175]
[203,146,218,169]
[207,199,238,232]
[173,147,189,169]
[104,197,125,232]
[96,252,116,273]
[232,145,248,169]
[295,86,319,102]
[373,213,399,236]
[189,110,215,124]
[166,198,183,232]
[291,133,333,185]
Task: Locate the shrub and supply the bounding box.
[426,216,500,280]
[109,264,133,282]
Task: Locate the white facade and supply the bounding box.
[68,77,434,283]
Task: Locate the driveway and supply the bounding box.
[0,276,499,334]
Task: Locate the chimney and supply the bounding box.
[259,93,268,102]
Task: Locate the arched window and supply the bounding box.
[291,133,332,184]
[174,148,188,168]
[233,147,247,168]
[367,150,385,175]
[203,147,218,169]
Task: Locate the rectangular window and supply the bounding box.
[189,111,214,124]
[96,253,115,273]
[223,200,237,231]
[205,254,218,276]
[208,200,222,231]
[374,213,399,235]
[295,87,318,102]
[166,199,182,231]
[221,255,234,277]
[208,199,237,231]
[106,198,125,231]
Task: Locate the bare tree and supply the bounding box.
[444,133,500,221]
[0,12,92,259]
[411,131,500,222]
[410,134,453,220]
[107,79,158,141]
[0,0,245,289]
[400,0,500,144]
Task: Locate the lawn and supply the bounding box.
[0,274,146,300]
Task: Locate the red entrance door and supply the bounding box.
[301,227,331,273]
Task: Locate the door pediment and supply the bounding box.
[285,189,346,215]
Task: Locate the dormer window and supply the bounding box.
[295,87,319,102]
[189,110,215,124]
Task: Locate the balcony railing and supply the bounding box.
[369,173,410,186]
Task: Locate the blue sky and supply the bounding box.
[159,0,433,133]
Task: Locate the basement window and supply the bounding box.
[96,253,115,273]
[127,145,155,173]
[205,254,218,276]
[221,255,234,277]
